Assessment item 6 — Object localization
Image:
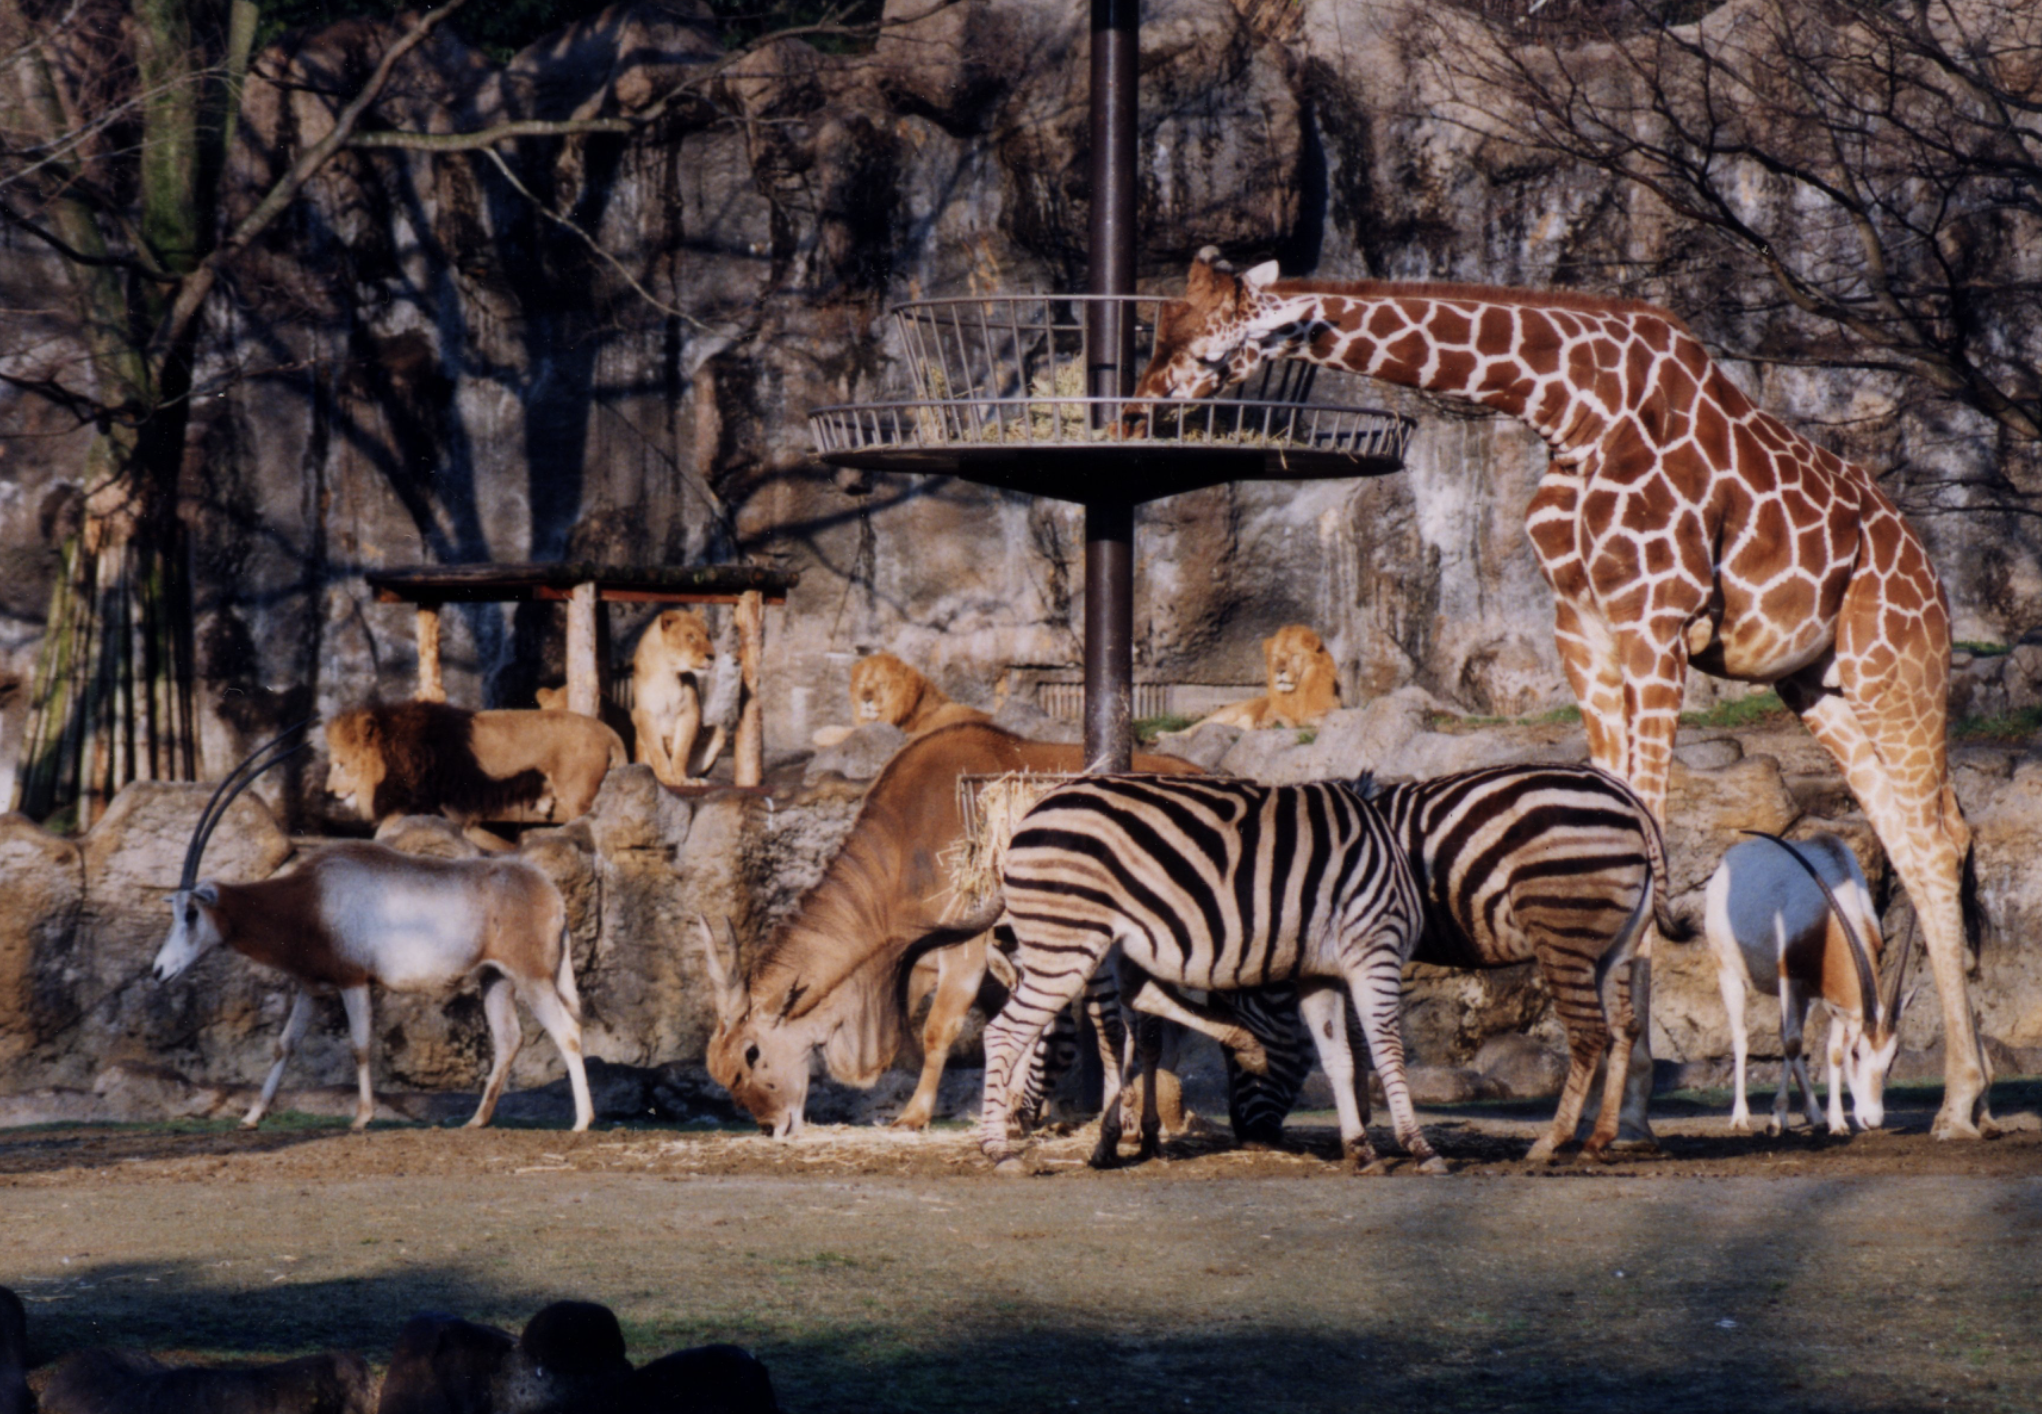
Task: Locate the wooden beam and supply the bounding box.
[734,589,764,789]
[416,605,446,702]
[566,582,600,719]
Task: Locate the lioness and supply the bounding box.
[1174,624,1341,733]
[811,652,990,748]
[630,609,725,785]
[326,701,626,824]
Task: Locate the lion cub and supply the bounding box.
[631,609,726,784]
[811,652,990,748]
[1175,624,1341,734]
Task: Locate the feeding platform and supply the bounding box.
[808,295,1413,503]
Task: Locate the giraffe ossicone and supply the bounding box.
[1132,250,1993,1140]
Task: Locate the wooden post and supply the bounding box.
[566,582,600,718]
[416,604,445,703]
[734,589,764,788]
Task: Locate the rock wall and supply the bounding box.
[4,0,2039,812]
[6,718,2040,1119]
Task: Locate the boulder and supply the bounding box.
[1473,1032,1568,1100]
[803,723,909,783]
[0,813,83,1064]
[990,696,1080,745]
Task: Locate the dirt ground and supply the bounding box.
[4,1083,2040,1413]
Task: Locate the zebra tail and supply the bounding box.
[1642,808,1694,943]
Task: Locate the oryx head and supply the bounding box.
[694,916,818,1138]
[1124,248,1290,431]
[153,723,310,982]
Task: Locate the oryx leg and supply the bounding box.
[469,971,524,1130]
[1297,985,1381,1172]
[1716,949,1754,1133]
[242,988,315,1129]
[520,976,593,1132]
[895,936,986,1131]
[341,984,376,1131]
[1823,1008,1851,1136]
[1772,982,1821,1134]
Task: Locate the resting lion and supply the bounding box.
[1176,624,1341,733]
[326,701,626,825]
[810,652,990,748]
[626,609,726,785]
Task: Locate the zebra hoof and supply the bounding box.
[1356,1158,1391,1177]
[994,1155,1036,1178]
[1417,1155,1450,1176]
[1524,1137,1559,1164]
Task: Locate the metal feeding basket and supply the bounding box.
[809,295,1413,501]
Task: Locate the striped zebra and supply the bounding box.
[1227,764,1686,1162]
[977,775,1436,1174]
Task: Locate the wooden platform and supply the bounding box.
[365,562,799,789]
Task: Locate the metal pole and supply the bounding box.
[1082,0,1138,773]
[1084,496,1134,772]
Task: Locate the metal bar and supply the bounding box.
[1083,494,1133,773]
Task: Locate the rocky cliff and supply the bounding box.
[3,0,2037,813]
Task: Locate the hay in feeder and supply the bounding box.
[943,771,1074,910]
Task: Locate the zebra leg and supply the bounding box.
[1339,936,1444,1174]
[1298,986,1380,1171]
[1527,944,1610,1163]
[1580,955,1647,1161]
[978,957,1096,1170]
[1119,973,1271,1074]
[1086,959,1134,1169]
[1220,985,1319,1148]
[1014,1002,1081,1133]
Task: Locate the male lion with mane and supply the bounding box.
[1171,624,1340,734]
[326,701,626,825]
[810,651,990,748]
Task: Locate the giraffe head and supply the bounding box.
[1124,248,1286,433]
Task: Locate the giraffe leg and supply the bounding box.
[1781,675,1991,1139]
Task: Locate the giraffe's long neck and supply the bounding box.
[1260,287,1708,457]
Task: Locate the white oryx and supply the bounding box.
[151,726,593,1132]
[1705,831,1914,1136]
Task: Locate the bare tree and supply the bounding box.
[1420,0,2042,440]
[0,0,919,825]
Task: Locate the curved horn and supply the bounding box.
[179,721,313,892]
[692,913,746,1022]
[1882,905,1920,1031]
[1741,830,1883,1034]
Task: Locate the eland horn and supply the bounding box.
[1741,830,1884,1034]
[178,720,314,892]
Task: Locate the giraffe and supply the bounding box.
[1129,249,1992,1141]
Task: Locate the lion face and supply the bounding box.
[649,610,714,673]
[323,712,385,818]
[1264,625,1339,725]
[848,653,927,727]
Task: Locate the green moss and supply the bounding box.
[1295,729,1317,746]
[1679,690,1789,729]
[1134,713,1201,744]
[1953,705,2042,742]
[1954,640,2012,657]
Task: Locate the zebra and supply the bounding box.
[975,775,1436,1174]
[1225,763,1688,1162]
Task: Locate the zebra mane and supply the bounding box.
[1349,771,1381,800]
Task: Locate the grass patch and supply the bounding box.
[1679,689,1789,729]
[1134,713,1201,744]
[1955,640,2012,657]
[1954,705,2042,742]
[1425,703,1581,732]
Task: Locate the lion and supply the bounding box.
[628,609,726,785]
[1175,624,1341,734]
[325,701,627,825]
[810,652,990,748]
